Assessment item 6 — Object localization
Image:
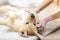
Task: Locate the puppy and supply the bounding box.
[0,5,44,39]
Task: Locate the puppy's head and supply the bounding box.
[20,9,39,35]
[14,9,39,36]
[25,9,39,24]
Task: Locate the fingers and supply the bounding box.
[36,20,46,33]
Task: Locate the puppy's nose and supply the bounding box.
[30,13,35,18]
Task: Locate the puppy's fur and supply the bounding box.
[0,5,44,39]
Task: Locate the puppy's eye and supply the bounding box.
[33,23,36,26]
[26,22,29,24]
[21,32,24,34]
[37,22,39,24]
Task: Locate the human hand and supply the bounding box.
[37,19,47,33]
[37,16,53,32]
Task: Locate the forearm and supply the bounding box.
[45,11,60,23]
[52,11,60,20]
[37,0,53,13]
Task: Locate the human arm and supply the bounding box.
[36,0,53,13]
[37,11,60,30]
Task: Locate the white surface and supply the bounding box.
[8,0,43,7]
[0,0,43,8]
[0,25,37,40]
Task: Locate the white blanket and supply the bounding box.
[0,25,37,40]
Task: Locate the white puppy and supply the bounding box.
[0,5,44,39]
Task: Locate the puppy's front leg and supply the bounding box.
[34,31,44,40]
[7,14,15,27]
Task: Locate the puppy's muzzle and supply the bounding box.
[30,13,35,18]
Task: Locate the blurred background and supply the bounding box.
[0,0,60,19]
